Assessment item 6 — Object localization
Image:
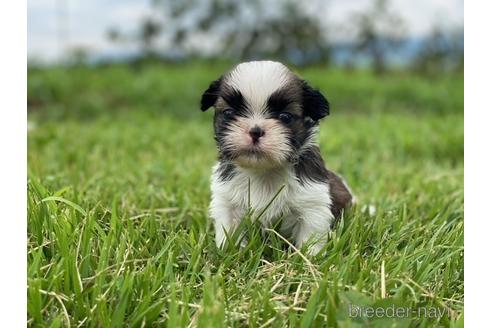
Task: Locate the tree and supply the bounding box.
[108,0,332,65]
[352,0,406,74]
[412,26,464,75]
[106,17,162,60]
[66,46,90,67]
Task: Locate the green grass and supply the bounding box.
[27,63,464,327]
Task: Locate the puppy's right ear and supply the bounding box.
[200,77,222,111]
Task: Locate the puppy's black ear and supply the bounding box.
[302,81,330,121]
[200,77,222,111]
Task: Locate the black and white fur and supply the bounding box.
[201,61,354,255]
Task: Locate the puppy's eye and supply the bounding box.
[278,112,293,124]
[223,108,235,119]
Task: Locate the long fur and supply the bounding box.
[201,60,353,255]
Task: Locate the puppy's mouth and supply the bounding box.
[237,145,265,156]
[231,144,286,169]
[219,125,291,167]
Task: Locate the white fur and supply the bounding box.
[209,60,340,255]
[219,62,297,168]
[210,163,335,254]
[223,116,292,168]
[226,61,291,114]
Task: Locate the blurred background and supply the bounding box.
[28,0,463,121]
[27,3,464,325]
[29,0,463,72]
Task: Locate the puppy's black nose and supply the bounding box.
[249,126,265,144]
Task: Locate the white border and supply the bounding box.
[0,0,475,326]
[465,1,492,326]
[0,0,27,326]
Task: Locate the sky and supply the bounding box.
[28,0,464,62]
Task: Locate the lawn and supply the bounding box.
[27,63,464,327]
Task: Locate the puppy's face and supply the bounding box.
[201,61,330,169]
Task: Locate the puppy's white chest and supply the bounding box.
[213,166,297,224]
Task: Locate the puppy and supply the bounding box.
[200,61,354,254]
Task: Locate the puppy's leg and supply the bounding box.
[210,196,243,248]
[294,207,334,255]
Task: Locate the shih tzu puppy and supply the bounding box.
[201,61,354,255]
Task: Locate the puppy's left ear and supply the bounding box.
[200,77,222,111]
[302,82,330,121]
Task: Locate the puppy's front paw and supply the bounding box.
[214,222,247,249]
[305,241,325,256]
[215,229,227,249]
